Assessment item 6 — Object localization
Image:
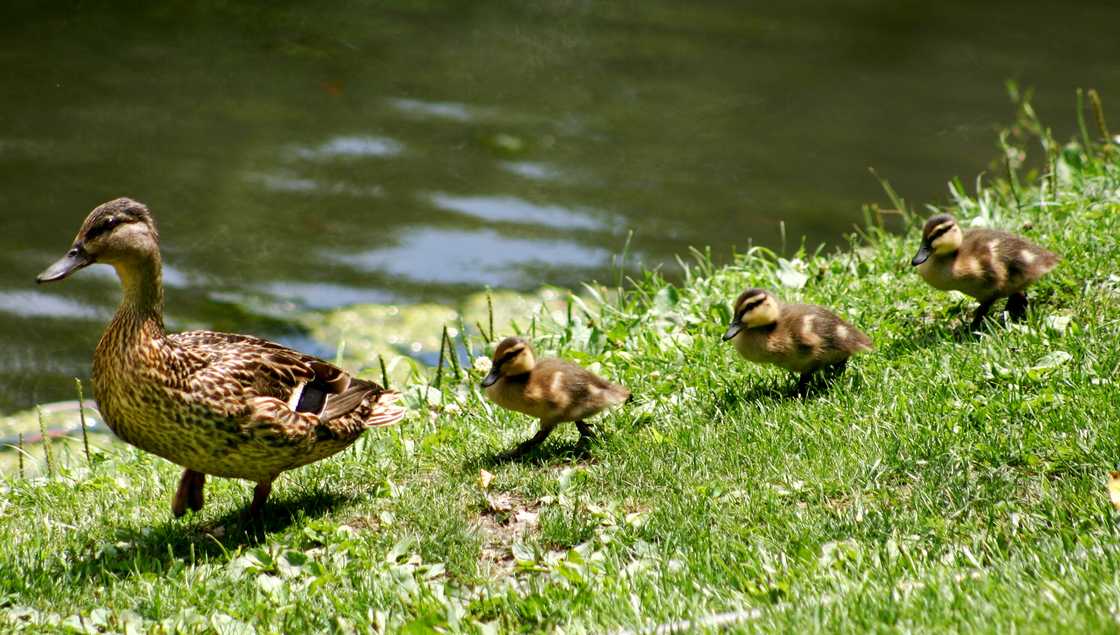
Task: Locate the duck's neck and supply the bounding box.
[110,253,165,335]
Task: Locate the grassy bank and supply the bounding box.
[2,101,1120,633]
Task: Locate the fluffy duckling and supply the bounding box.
[911,213,1058,330]
[722,288,872,393]
[36,198,405,517]
[481,337,630,457]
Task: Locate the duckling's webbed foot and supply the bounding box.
[970,299,996,332]
[172,469,206,517]
[795,372,813,396]
[506,425,556,459]
[1006,292,1028,321]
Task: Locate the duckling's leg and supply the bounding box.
[970,299,996,331]
[575,421,597,440]
[507,422,557,458]
[171,469,206,517]
[1006,292,1029,321]
[795,372,814,396]
[249,481,272,517]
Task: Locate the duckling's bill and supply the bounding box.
[481,369,501,388]
[36,246,93,283]
[722,322,744,341]
[910,242,932,266]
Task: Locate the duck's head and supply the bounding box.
[36,198,159,284]
[911,213,962,266]
[481,337,536,387]
[722,288,779,341]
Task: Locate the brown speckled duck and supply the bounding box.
[911,213,1059,330]
[722,288,872,394]
[36,198,405,517]
[481,337,629,457]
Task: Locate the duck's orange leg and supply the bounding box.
[249,481,273,517]
[172,469,206,517]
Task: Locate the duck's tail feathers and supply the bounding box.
[319,379,405,427]
[364,388,406,428]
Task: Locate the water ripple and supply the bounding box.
[388,98,474,122]
[428,193,607,231]
[292,135,404,160]
[0,290,105,319]
[331,228,609,286]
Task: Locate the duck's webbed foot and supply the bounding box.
[248,481,273,518]
[1006,292,1029,321]
[172,469,206,517]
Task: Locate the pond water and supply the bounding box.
[2,1,1118,411]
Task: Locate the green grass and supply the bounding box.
[3,104,1120,633]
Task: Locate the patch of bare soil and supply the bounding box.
[476,491,540,578]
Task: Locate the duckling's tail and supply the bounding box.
[1040,249,1060,274]
[611,384,632,406]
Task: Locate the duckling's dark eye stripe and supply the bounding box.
[494,348,522,369]
[927,224,954,241]
[740,298,765,313]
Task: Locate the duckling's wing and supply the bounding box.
[536,359,630,417]
[964,229,1059,291]
[786,305,873,355]
[990,230,1059,283]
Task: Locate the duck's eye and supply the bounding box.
[86,217,120,240]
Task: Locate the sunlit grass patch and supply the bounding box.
[2,100,1120,632]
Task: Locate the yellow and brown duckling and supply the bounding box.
[911,213,1059,330]
[481,337,630,457]
[36,198,405,517]
[722,288,872,394]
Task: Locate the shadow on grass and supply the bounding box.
[877,319,967,359]
[465,433,595,471]
[45,488,352,583]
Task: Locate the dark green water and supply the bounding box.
[2,1,1118,411]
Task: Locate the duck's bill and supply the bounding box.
[722,322,743,341]
[480,370,500,388]
[36,248,92,283]
[910,244,932,266]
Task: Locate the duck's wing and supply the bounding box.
[167,331,404,444]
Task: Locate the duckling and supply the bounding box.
[36,198,405,517]
[481,337,629,457]
[722,288,872,394]
[910,213,1058,330]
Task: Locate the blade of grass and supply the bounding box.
[75,378,92,468]
[37,405,54,478]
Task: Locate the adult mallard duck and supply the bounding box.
[911,213,1059,330]
[722,288,872,394]
[481,336,630,458]
[36,198,405,517]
